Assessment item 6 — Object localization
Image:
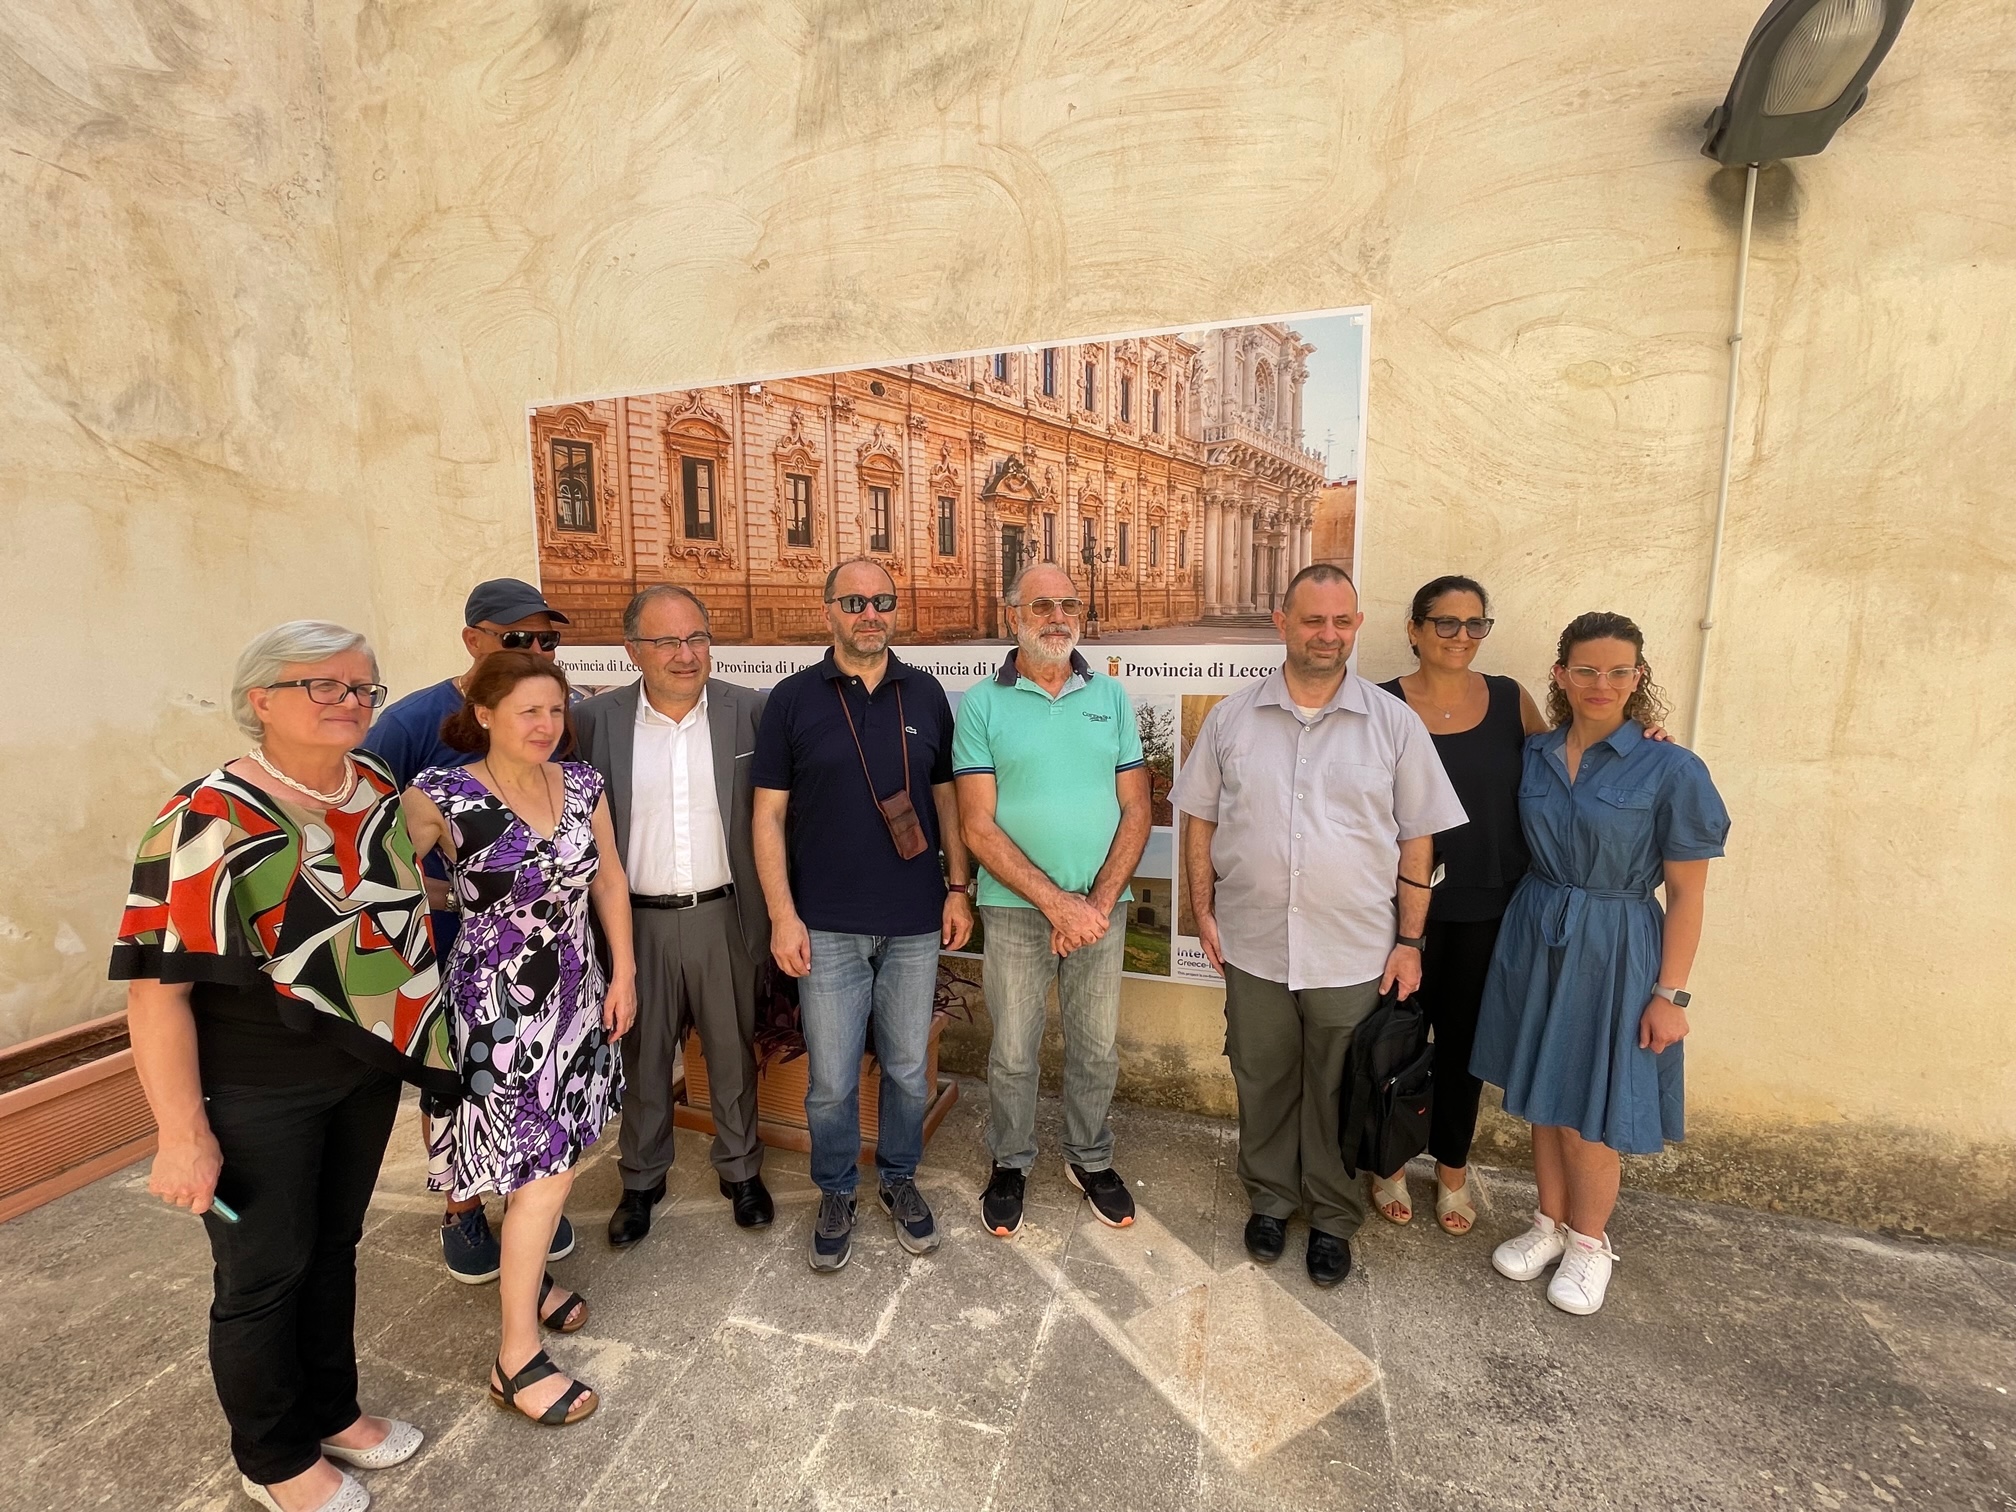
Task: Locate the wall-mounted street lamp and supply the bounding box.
[1687,0,1914,742]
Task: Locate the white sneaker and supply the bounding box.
[1491,1212,1567,1281]
[1546,1229,1619,1315]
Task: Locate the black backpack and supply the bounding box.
[1337,988,1436,1178]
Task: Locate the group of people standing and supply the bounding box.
[114,563,1725,1512]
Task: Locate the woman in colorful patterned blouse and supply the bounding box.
[402,651,636,1428]
[113,621,457,1512]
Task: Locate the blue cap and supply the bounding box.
[463,578,568,627]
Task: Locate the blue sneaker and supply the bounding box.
[442,1204,500,1284]
[547,1215,575,1262]
[809,1191,856,1273]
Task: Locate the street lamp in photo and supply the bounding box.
[1687,0,1914,741]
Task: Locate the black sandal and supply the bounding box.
[489,1349,598,1426]
[538,1273,588,1333]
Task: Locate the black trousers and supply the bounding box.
[201,1063,401,1484]
[1420,915,1503,1171]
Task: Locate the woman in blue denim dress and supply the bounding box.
[1471,612,1730,1316]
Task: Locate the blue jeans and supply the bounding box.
[801,930,940,1194]
[981,902,1126,1172]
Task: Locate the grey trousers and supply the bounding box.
[620,895,761,1189]
[1223,963,1380,1237]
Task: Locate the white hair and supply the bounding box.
[230,620,378,737]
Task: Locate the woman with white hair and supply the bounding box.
[112,621,458,1512]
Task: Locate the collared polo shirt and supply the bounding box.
[951,649,1145,910]
[1171,669,1466,991]
[751,648,956,936]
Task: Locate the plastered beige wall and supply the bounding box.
[6,2,2012,1225]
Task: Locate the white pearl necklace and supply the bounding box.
[247,746,357,806]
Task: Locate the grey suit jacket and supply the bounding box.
[573,676,771,962]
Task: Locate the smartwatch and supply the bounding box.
[1653,984,1691,1007]
[1395,934,1426,951]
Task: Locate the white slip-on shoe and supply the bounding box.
[1546,1228,1620,1315]
[241,1468,370,1511]
[1491,1212,1568,1282]
[319,1419,423,1470]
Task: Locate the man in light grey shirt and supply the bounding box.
[1172,564,1464,1286]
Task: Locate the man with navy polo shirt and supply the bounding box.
[752,558,975,1272]
[363,576,574,1283]
[954,564,1152,1239]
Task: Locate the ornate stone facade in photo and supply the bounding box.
[530,323,1334,643]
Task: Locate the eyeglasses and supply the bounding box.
[265,679,389,708]
[630,632,713,654]
[1563,665,1643,688]
[482,628,563,652]
[827,593,898,614]
[1425,616,1494,640]
[1016,597,1085,619]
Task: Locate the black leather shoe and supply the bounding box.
[1244,1213,1287,1265]
[720,1174,774,1228]
[607,1180,665,1249]
[1306,1228,1352,1288]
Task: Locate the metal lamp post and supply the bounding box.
[1688,0,1914,743]
[1080,541,1101,640]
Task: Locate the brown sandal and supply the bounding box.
[489,1349,598,1426]
[538,1274,588,1333]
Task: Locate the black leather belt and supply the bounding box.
[629,885,734,910]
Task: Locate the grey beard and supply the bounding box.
[1017,630,1077,667]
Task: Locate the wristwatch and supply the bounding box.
[948,881,976,897]
[1395,934,1426,951]
[1653,984,1691,1006]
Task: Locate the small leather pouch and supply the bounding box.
[876,787,929,860]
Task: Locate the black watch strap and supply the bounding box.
[1395,934,1427,951]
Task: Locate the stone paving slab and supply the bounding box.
[0,1081,2011,1512]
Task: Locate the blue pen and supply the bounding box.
[209,1197,241,1223]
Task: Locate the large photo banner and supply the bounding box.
[533,306,1368,988]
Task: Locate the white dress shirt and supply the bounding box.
[1171,670,1467,991]
[627,688,733,895]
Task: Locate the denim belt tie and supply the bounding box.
[1529,871,1655,949]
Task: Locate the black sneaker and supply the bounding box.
[1067,1163,1136,1228]
[441,1204,500,1284]
[981,1165,1026,1238]
[878,1178,941,1255]
[546,1215,575,1262]
[810,1190,856,1272]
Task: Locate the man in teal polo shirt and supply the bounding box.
[954,564,1151,1238]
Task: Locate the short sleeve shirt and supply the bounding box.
[951,650,1145,910]
[1171,670,1467,990]
[751,650,956,936]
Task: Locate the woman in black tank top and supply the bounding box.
[1377,576,1548,1237]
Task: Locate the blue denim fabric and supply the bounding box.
[801,930,940,1194]
[980,902,1125,1172]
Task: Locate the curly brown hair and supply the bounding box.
[1544,611,1670,730]
[440,651,576,756]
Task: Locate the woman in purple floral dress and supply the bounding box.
[402,651,635,1428]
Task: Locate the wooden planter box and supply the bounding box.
[0,1012,157,1224]
[675,1013,959,1159]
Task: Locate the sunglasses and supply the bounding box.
[1017,597,1085,619]
[486,629,564,652]
[1424,616,1494,639]
[827,593,898,614]
[265,679,390,708]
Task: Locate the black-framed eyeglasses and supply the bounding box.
[480,628,563,652]
[264,679,389,708]
[629,631,714,654]
[1425,616,1493,640]
[827,593,898,614]
[1016,596,1085,619]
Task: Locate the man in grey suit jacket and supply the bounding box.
[573,584,774,1246]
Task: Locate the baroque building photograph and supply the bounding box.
[528,312,1365,644]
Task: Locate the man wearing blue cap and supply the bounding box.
[364,577,577,1282]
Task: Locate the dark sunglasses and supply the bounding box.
[1424,616,1493,640]
[264,679,389,708]
[827,593,898,614]
[488,629,564,651]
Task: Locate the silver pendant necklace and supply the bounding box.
[247,745,356,805]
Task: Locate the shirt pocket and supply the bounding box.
[1322,761,1395,835]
